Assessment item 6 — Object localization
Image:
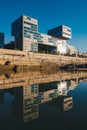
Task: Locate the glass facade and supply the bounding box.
[48,25,71,40]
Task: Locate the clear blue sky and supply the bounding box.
[0,0,87,53]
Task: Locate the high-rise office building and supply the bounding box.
[12,15,77,55]
[12,15,38,51]
[0,33,4,48]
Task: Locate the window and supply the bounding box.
[48,38,54,43]
[27,16,31,20]
[24,33,31,38]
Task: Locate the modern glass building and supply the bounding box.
[48,25,71,40]
[0,33,4,48]
[11,15,75,54]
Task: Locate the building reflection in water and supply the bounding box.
[0,71,87,123]
[0,80,74,123]
[50,95,73,111]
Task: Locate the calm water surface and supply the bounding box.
[0,71,87,130]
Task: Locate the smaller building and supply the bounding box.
[48,25,71,40]
[67,44,79,56]
[80,53,87,58]
[0,33,5,48]
[4,41,15,49]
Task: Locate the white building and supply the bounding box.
[67,44,79,55]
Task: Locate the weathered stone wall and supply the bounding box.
[0,49,86,70]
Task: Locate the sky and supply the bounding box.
[0,0,87,53]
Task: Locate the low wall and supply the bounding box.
[0,49,86,70]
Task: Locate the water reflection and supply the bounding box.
[0,70,87,125]
[13,81,73,123]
